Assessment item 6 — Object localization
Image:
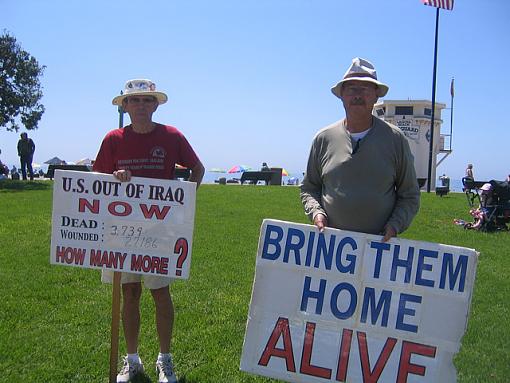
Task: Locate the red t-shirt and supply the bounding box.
[93,124,199,179]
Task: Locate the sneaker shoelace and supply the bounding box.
[157,359,174,375]
[120,357,140,374]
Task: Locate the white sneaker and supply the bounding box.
[117,356,144,383]
[156,355,177,383]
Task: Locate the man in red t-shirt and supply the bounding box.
[94,79,204,383]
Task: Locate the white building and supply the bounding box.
[373,100,452,190]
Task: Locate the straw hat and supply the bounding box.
[112,79,168,106]
[331,57,389,98]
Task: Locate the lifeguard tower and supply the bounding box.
[373,100,452,190]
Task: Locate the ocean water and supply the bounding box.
[202,171,301,185]
[448,179,464,193]
[203,171,466,192]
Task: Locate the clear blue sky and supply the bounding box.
[2,0,509,181]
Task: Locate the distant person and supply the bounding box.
[301,57,420,241]
[261,162,270,171]
[17,132,35,181]
[465,163,474,180]
[0,149,8,179]
[93,79,204,383]
[506,174,510,183]
[10,165,20,180]
[439,173,450,188]
[466,183,493,230]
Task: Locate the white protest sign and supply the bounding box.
[241,220,478,383]
[50,170,196,279]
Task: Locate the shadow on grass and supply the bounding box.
[132,373,152,383]
[0,179,52,191]
[178,376,199,383]
[130,373,196,383]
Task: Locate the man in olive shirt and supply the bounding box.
[300,57,420,241]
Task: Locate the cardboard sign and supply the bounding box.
[241,220,478,382]
[50,170,196,279]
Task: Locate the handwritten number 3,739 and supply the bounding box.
[110,225,143,237]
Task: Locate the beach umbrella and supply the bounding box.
[44,156,65,165]
[75,158,92,166]
[227,165,251,173]
[209,167,226,173]
[288,177,299,185]
[274,167,289,176]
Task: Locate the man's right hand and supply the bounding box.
[113,169,132,182]
[313,213,328,232]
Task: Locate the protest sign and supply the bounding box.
[241,220,478,383]
[50,170,196,279]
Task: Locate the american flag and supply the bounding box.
[422,0,454,10]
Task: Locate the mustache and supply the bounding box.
[349,98,366,106]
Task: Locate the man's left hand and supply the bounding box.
[382,225,397,242]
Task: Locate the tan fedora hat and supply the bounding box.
[112,79,168,106]
[331,57,389,98]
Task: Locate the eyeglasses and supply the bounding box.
[127,97,156,104]
[342,85,376,96]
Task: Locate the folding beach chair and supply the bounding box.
[480,180,510,232]
[462,177,480,207]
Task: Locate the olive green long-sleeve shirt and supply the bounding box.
[300,117,420,235]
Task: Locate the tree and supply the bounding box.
[0,31,45,132]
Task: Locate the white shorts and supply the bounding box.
[101,269,173,290]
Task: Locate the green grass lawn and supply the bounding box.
[0,181,509,382]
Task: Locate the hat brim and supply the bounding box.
[331,77,389,98]
[112,91,168,106]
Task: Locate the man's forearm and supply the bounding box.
[189,161,205,188]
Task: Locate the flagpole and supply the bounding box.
[450,78,454,150]
[426,7,440,193]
